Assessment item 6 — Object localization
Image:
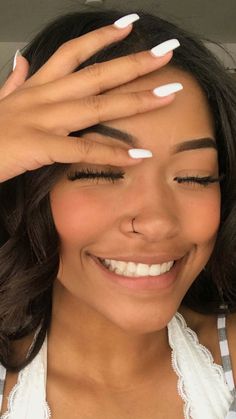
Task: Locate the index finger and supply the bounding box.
[23,14,139,87]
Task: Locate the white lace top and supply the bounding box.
[0,312,235,419]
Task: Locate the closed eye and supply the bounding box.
[67,168,125,183]
[67,169,225,187]
[174,174,225,187]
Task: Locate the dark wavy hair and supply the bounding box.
[0,8,236,372]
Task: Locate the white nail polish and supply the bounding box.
[114,13,140,29]
[150,39,180,57]
[13,49,21,71]
[153,83,183,97]
[128,149,153,159]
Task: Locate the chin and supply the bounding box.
[102,306,179,335]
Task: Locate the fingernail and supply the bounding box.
[13,49,21,71]
[128,149,153,159]
[153,83,183,97]
[150,39,180,57]
[114,13,140,29]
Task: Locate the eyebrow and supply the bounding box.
[77,124,217,154]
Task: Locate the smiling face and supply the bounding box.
[49,65,221,333]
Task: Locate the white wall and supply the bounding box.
[206,42,236,72]
[0,41,236,86]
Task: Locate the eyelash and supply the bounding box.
[67,168,125,183]
[173,174,225,186]
[67,169,225,187]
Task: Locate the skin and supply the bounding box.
[48,65,221,394]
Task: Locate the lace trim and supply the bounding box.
[170,349,191,419]
[1,381,51,419]
[1,325,52,419]
[168,312,230,419]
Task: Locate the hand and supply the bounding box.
[0,22,176,183]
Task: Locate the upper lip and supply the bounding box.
[90,253,185,265]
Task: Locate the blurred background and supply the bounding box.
[0,0,236,84]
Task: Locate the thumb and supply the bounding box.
[0,51,29,100]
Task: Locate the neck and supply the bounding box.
[47,280,172,389]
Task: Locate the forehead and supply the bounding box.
[105,64,207,103]
[103,65,215,146]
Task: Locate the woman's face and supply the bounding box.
[50,66,220,332]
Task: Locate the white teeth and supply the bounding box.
[149,264,161,276]
[113,261,126,271]
[135,264,150,276]
[161,263,168,274]
[126,262,137,274]
[101,258,174,277]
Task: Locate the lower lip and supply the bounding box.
[89,255,183,291]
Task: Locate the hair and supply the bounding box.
[0,7,236,372]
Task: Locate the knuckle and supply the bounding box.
[76,137,94,156]
[84,95,103,121]
[84,64,104,90]
[130,91,146,114]
[84,63,106,94]
[126,53,143,78]
[86,63,102,77]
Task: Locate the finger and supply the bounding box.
[32,130,142,168]
[0,55,29,100]
[23,23,134,88]
[30,49,173,103]
[32,89,177,134]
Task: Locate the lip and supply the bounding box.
[89,254,184,292]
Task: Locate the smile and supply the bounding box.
[98,258,175,278]
[89,254,184,292]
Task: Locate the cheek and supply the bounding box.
[179,189,221,243]
[50,188,113,245]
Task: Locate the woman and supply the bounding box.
[0,9,235,419]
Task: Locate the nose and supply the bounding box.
[122,180,180,242]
